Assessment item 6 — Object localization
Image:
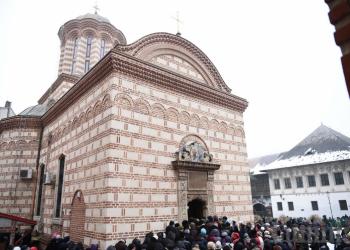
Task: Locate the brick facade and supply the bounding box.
[0,14,253,249]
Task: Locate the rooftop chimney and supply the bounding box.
[5,101,11,118]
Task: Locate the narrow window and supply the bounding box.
[308,175,316,187]
[334,172,344,185]
[288,202,294,211]
[55,155,65,218]
[100,39,106,58]
[72,38,78,59]
[296,176,303,188]
[36,164,45,216]
[277,202,283,211]
[71,61,76,74]
[86,36,92,58]
[311,201,318,210]
[274,179,280,190]
[71,38,79,74]
[339,200,348,210]
[84,60,90,73]
[284,178,292,189]
[320,174,330,186]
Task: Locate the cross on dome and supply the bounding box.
[93,3,100,14]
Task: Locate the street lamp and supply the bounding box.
[326,191,334,219]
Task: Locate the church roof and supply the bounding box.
[249,153,283,175]
[262,124,350,171]
[76,13,110,23]
[19,104,48,117]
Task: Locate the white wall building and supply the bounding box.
[258,125,350,219]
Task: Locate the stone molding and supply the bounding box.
[58,18,126,46]
[117,32,231,93]
[172,160,220,171]
[0,116,42,134]
[42,50,248,125]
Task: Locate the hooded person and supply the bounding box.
[221,231,231,245]
[231,232,240,245]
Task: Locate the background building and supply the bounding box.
[248,154,281,218]
[0,11,253,247]
[255,125,350,218]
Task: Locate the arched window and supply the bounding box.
[36,164,45,216]
[100,39,106,59]
[72,38,78,59]
[71,38,79,74]
[84,60,90,73]
[55,155,65,218]
[86,36,92,58]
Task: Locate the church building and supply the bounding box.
[0,12,252,247]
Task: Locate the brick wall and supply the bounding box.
[35,72,252,249]
[0,127,41,219]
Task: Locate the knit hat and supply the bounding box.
[215,241,222,250]
[200,228,207,237]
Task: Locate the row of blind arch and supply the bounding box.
[44,93,245,145]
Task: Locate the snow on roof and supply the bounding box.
[251,125,350,173]
[263,150,350,171]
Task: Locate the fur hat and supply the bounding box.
[207,241,216,250]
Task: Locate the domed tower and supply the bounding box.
[57,12,126,76]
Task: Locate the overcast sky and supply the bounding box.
[0,0,349,158]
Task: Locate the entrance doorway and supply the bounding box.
[188,198,205,219]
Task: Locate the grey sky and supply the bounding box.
[0,0,349,158]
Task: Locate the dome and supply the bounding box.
[76,13,111,23]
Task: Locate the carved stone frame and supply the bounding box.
[172,160,220,222]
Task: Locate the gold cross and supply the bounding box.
[172,11,183,35]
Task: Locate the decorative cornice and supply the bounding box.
[42,49,248,125]
[0,116,42,134]
[172,160,221,171]
[38,73,80,104]
[117,32,232,93]
[58,18,126,45]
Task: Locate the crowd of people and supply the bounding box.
[1,215,349,250]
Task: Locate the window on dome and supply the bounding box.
[85,60,90,73]
[86,36,92,58]
[71,61,76,74]
[71,38,79,74]
[100,39,106,58]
